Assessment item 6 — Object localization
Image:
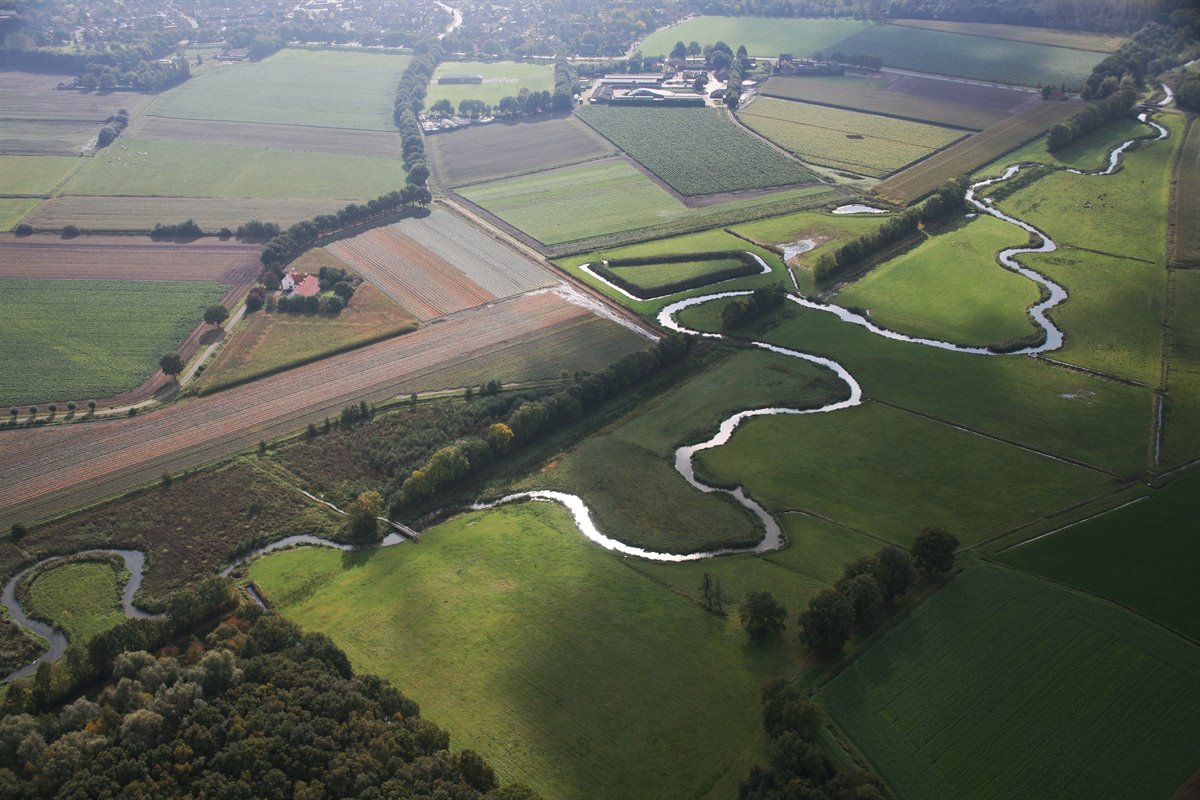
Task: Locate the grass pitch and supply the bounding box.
[822,564,1200,800]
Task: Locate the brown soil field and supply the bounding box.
[874,100,1082,205]
[129,116,403,158]
[426,114,616,188]
[0,234,261,283]
[761,76,1006,130]
[22,195,349,232]
[885,73,1037,114]
[0,290,644,528]
[327,226,497,319]
[0,72,153,154]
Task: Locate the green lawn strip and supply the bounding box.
[1163,269,1200,465]
[0,198,39,230]
[821,564,1200,800]
[678,301,1152,475]
[427,61,555,107]
[997,113,1182,264]
[25,560,127,644]
[821,24,1104,89]
[834,215,1040,347]
[608,256,748,294]
[520,347,848,553]
[1024,248,1164,385]
[249,501,792,800]
[694,401,1115,546]
[145,48,411,131]
[576,105,817,195]
[60,136,408,200]
[997,469,1200,641]
[0,155,82,195]
[978,116,1153,176]
[638,15,870,58]
[0,278,227,406]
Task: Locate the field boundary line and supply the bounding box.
[1061,242,1156,264]
[973,483,1145,553]
[772,509,898,550]
[997,495,1149,551]
[756,91,983,132]
[139,113,401,136]
[440,151,618,192]
[1031,355,1148,387]
[873,399,1120,476]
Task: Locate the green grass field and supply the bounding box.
[739,97,964,178]
[426,61,555,107]
[24,560,127,644]
[998,469,1200,641]
[821,23,1104,89]
[0,155,81,195]
[1163,269,1200,465]
[637,15,870,57]
[890,19,1124,52]
[694,401,1115,546]
[522,347,846,552]
[576,105,817,195]
[607,256,748,294]
[249,501,792,800]
[60,137,407,200]
[145,48,411,131]
[822,565,1200,800]
[0,198,38,230]
[834,215,1040,347]
[0,278,226,405]
[1173,117,1200,263]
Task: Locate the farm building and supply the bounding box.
[438,74,484,85]
[282,271,320,297]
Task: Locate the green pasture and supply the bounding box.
[1026,249,1164,384]
[1163,269,1200,465]
[637,15,870,58]
[427,61,555,107]
[522,347,847,553]
[998,469,1200,641]
[146,48,411,130]
[608,256,747,294]
[576,105,818,195]
[249,501,791,800]
[834,215,1040,347]
[738,98,963,178]
[0,155,81,195]
[821,23,1104,89]
[984,116,1153,175]
[694,401,1115,546]
[0,198,38,230]
[678,299,1152,475]
[0,278,226,405]
[61,137,408,200]
[25,561,127,645]
[822,565,1200,800]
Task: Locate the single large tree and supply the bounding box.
[204,304,229,327]
[159,352,185,380]
[797,589,853,655]
[739,591,787,642]
[912,527,959,577]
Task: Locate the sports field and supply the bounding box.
[577,105,818,195]
[822,565,1200,800]
[426,61,555,107]
[24,560,127,645]
[426,115,615,188]
[739,97,964,177]
[999,469,1200,641]
[638,15,869,57]
[821,23,1105,88]
[833,215,1039,347]
[694,401,1115,546]
[0,278,226,406]
[0,155,81,195]
[145,48,411,131]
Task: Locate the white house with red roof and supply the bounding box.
[281,270,320,297]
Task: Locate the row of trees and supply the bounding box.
[818,51,884,71]
[394,39,443,187]
[395,335,692,512]
[149,219,201,240]
[96,108,128,148]
[815,176,969,282]
[798,528,959,656]
[722,285,788,329]
[79,55,190,92]
[1047,87,1138,150]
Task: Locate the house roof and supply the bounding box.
[293,274,321,297]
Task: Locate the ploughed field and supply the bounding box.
[0,234,260,283]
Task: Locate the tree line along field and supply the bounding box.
[737,97,966,178]
[575,105,818,195]
[874,100,1083,205]
[759,75,1011,131]
[425,115,616,189]
[426,61,555,107]
[889,18,1125,52]
[636,15,870,58]
[820,23,1107,89]
[821,565,1200,800]
[0,278,227,407]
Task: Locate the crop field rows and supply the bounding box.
[760,76,1009,130]
[738,97,965,177]
[0,235,261,283]
[127,116,404,159]
[1172,117,1200,264]
[875,100,1083,204]
[426,115,616,188]
[0,291,644,529]
[576,105,818,195]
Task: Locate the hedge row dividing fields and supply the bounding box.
[0,292,644,529]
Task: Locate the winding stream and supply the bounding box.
[2,111,1170,681]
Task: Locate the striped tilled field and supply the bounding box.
[0,235,260,284]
